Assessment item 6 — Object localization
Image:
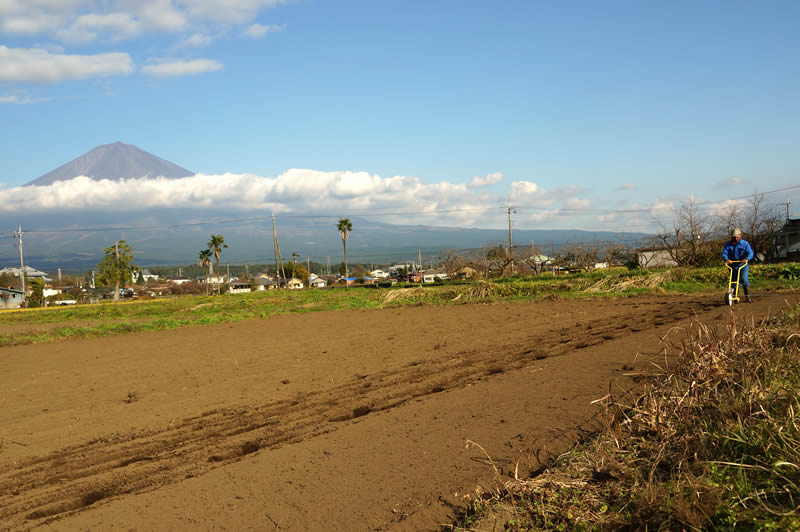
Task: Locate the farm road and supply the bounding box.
[0,292,793,530]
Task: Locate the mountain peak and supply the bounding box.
[26,143,194,186]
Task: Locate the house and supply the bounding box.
[254,277,278,291]
[454,266,480,280]
[229,282,252,294]
[287,278,304,290]
[310,277,327,288]
[0,287,24,309]
[637,247,678,268]
[773,219,800,259]
[369,269,390,279]
[0,266,52,282]
[167,277,193,285]
[138,269,159,282]
[423,270,448,283]
[43,287,62,298]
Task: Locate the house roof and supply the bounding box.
[0,266,50,279]
[0,287,23,295]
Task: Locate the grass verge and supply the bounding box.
[447,308,800,531]
[1,264,799,347]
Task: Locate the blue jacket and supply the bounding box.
[721,239,754,262]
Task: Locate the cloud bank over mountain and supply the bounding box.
[0,169,675,232]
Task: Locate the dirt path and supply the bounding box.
[0,292,793,530]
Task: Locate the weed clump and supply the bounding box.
[451,309,800,531]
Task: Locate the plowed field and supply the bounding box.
[0,292,791,530]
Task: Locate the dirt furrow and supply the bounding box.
[0,293,781,530]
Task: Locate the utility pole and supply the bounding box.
[113,240,120,302]
[91,270,96,289]
[781,202,792,258]
[307,256,310,274]
[178,266,182,277]
[326,256,331,275]
[227,264,230,281]
[507,205,515,274]
[14,226,25,303]
[272,212,287,288]
[58,267,62,283]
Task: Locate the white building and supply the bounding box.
[369,269,390,279]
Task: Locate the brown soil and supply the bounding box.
[0,292,793,531]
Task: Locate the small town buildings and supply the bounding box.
[138,269,159,282]
[167,277,192,285]
[454,266,480,280]
[229,282,252,294]
[369,269,390,279]
[0,287,24,309]
[423,271,448,283]
[773,219,800,259]
[309,277,327,288]
[254,277,278,291]
[287,278,304,290]
[43,287,62,298]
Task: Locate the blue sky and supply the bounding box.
[1,0,799,232]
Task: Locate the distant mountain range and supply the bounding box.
[4,143,651,272]
[26,142,194,186]
[0,210,650,272]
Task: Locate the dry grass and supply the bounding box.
[449,307,800,531]
[586,271,673,293]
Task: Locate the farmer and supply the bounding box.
[721,228,754,302]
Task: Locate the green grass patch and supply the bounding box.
[3,264,800,347]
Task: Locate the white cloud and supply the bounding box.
[178,32,214,47]
[0,46,134,82]
[142,58,222,76]
[614,183,636,191]
[0,170,673,233]
[707,198,748,217]
[0,0,286,41]
[714,176,747,189]
[179,0,288,25]
[468,172,503,188]
[243,23,284,38]
[566,198,591,209]
[650,200,674,216]
[57,12,142,43]
[2,171,501,228]
[0,93,46,104]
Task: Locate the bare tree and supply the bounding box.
[439,248,466,279]
[717,193,783,260]
[654,198,718,266]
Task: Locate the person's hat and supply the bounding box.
[732,228,742,237]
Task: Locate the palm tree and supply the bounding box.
[336,218,352,285]
[207,235,228,278]
[198,249,213,295]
